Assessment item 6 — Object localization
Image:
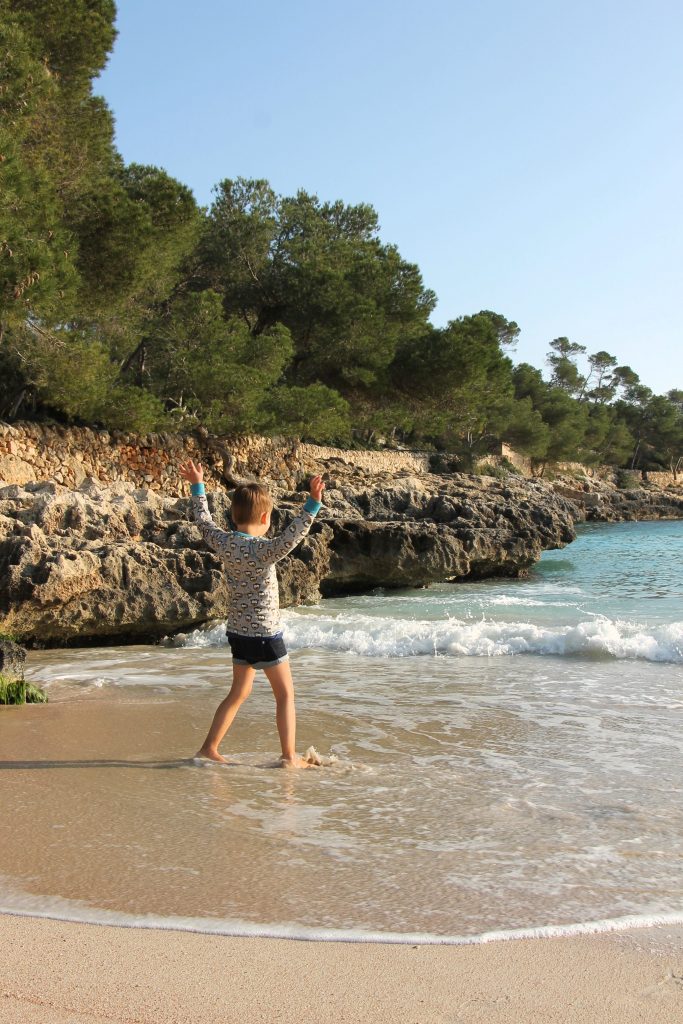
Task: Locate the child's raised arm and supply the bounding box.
[180,458,232,554]
[257,475,325,566]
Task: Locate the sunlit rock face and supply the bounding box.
[0,472,579,645]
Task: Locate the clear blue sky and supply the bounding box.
[97,0,682,394]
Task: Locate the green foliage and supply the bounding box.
[96,385,169,433]
[200,179,434,397]
[142,291,295,433]
[581,405,633,466]
[614,389,683,474]
[584,350,618,403]
[476,462,509,479]
[477,310,520,348]
[394,313,512,400]
[0,2,679,460]
[71,164,200,317]
[24,333,117,422]
[0,130,79,322]
[4,325,168,430]
[68,180,158,309]
[498,397,549,460]
[266,384,352,442]
[547,337,587,395]
[0,2,200,428]
[0,4,120,317]
[0,674,48,704]
[4,1,117,88]
[391,311,518,457]
[0,13,54,133]
[616,469,642,490]
[512,363,587,464]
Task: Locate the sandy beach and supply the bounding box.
[1,913,681,1023]
[3,524,682,1023]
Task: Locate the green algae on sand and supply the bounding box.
[0,675,48,705]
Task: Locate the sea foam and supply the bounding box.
[174,614,683,664]
[1,882,682,946]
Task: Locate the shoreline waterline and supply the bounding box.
[2,901,683,947]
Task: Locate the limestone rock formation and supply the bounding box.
[2,423,681,648]
[305,476,577,593]
[551,477,683,522]
[0,473,577,645]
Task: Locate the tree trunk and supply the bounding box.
[630,440,641,470]
[119,338,146,376]
[8,388,27,419]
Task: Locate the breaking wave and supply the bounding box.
[173,614,683,664]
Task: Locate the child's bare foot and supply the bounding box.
[279,754,309,769]
[194,747,228,764]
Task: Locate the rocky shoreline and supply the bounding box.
[549,477,683,523]
[1,438,682,647]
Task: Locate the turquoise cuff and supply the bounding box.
[304,497,322,515]
[190,482,206,496]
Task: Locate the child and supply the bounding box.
[178,458,325,768]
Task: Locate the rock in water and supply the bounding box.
[0,638,26,680]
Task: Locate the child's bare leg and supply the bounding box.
[195,663,255,762]
[263,660,304,767]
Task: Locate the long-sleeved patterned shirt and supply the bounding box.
[190,483,321,637]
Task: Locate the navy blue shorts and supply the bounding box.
[226,631,288,669]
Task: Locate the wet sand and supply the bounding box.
[4,646,683,1021]
[6,652,683,941]
[1,912,682,1024]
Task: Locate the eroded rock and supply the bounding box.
[0,638,26,680]
[0,472,578,644]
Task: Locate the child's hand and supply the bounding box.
[179,459,204,485]
[309,475,325,502]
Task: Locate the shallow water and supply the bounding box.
[2,520,683,942]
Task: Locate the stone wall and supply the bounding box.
[0,422,432,495]
[644,470,680,488]
[498,443,533,475]
[2,421,678,495]
[555,461,618,483]
[298,443,431,476]
[475,443,533,476]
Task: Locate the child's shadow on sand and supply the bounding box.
[0,754,343,770]
[0,758,206,770]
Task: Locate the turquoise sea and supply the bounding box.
[276,519,683,660]
[2,519,682,943]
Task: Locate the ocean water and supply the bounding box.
[2,520,683,944]
[279,518,683,661]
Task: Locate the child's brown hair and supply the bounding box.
[231,482,273,526]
